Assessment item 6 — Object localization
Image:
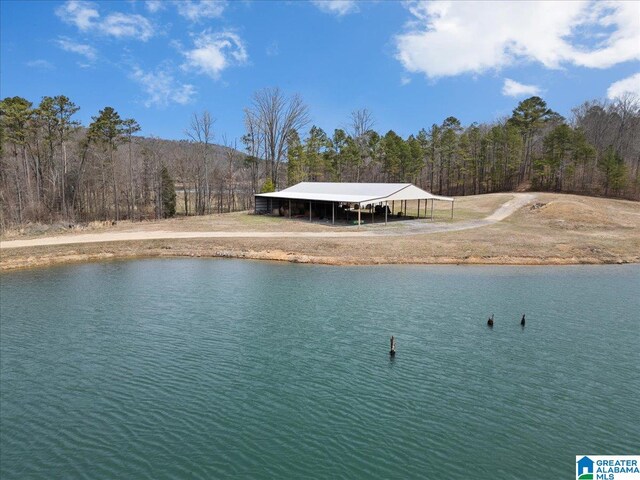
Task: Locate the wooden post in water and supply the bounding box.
[390,336,396,356]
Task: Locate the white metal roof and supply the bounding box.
[256,182,453,204]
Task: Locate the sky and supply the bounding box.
[1,0,639,143]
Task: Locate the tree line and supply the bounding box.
[1,89,638,231]
[0,96,244,231]
[274,94,638,199]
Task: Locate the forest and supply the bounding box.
[1,87,638,231]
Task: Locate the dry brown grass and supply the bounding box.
[518,194,639,230]
[1,193,638,271]
[1,194,500,240]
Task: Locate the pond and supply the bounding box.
[1,260,638,479]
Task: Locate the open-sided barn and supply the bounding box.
[255,182,454,225]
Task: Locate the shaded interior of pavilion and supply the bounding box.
[255,197,454,225]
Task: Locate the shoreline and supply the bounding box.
[1,245,636,272]
[2,192,638,271]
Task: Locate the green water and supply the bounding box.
[1,260,638,479]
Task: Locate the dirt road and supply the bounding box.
[1,194,536,249]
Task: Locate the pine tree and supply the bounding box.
[260,178,275,193]
[160,165,176,218]
[286,129,306,185]
[599,146,626,195]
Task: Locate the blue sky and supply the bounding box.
[1,0,639,143]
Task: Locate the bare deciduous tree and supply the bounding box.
[185,111,215,214]
[244,87,309,189]
[349,108,375,140]
[348,108,375,182]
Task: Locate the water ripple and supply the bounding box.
[1,261,639,479]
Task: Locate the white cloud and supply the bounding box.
[55,0,154,41]
[312,0,359,16]
[502,78,541,97]
[174,0,226,22]
[145,0,165,13]
[100,12,154,40]
[570,2,640,69]
[400,76,411,86]
[181,30,248,79]
[26,59,54,69]
[131,66,197,107]
[607,73,640,100]
[56,37,98,61]
[395,1,640,79]
[55,0,99,31]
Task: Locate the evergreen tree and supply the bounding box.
[380,130,405,181]
[599,146,626,195]
[0,96,33,224]
[160,165,176,218]
[406,134,425,183]
[538,123,568,190]
[426,124,440,192]
[35,95,80,215]
[327,128,348,181]
[286,129,305,185]
[509,96,557,183]
[440,117,462,194]
[88,106,125,220]
[464,123,482,195]
[304,126,329,181]
[260,177,275,193]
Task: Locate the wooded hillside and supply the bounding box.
[1,90,638,232]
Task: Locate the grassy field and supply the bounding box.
[1,193,638,270]
[0,194,507,239]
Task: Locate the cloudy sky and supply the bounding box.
[1,0,639,141]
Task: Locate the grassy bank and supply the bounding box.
[1,193,638,271]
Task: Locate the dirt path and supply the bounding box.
[384,193,536,235]
[0,194,536,249]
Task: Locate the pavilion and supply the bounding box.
[254,182,454,225]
